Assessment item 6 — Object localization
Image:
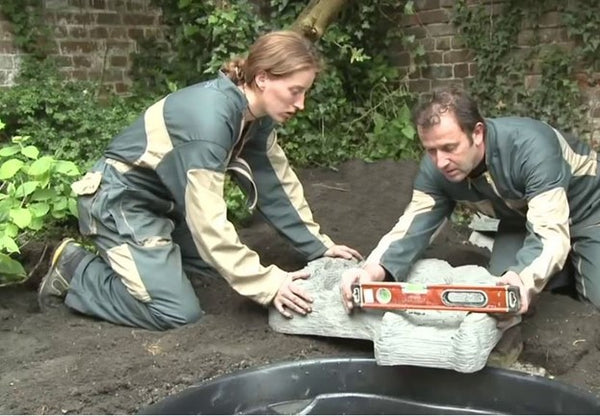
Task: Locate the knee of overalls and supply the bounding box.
[153,301,204,330]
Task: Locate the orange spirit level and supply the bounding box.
[351,282,520,314]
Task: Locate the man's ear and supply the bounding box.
[472,122,485,146]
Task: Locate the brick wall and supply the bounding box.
[0,0,164,93]
[394,0,600,140]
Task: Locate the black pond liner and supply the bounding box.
[140,357,600,415]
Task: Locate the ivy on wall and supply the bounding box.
[452,0,600,139]
[0,0,50,59]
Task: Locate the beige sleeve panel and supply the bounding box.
[519,187,571,294]
[184,168,287,305]
[135,97,174,170]
[366,189,436,265]
[266,134,334,249]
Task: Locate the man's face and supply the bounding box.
[255,68,316,123]
[418,111,485,182]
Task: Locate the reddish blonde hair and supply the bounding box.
[222,30,321,85]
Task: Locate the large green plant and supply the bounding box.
[0,58,147,168]
[0,121,80,285]
[132,0,420,167]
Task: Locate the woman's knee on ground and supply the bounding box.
[149,297,204,330]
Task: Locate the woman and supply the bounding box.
[38,30,362,330]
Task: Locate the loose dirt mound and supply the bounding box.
[1,159,598,414]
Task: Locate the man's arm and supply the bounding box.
[341,161,454,309]
[500,129,571,313]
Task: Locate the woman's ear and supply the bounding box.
[255,70,268,91]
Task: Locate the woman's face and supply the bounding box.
[255,68,316,123]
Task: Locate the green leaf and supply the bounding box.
[0,145,20,157]
[14,181,40,198]
[3,223,18,238]
[20,145,39,159]
[9,208,32,228]
[0,252,27,282]
[31,188,54,201]
[28,217,44,231]
[53,197,68,212]
[54,160,80,176]
[29,202,50,217]
[0,159,25,180]
[0,236,20,255]
[27,156,54,176]
[68,197,79,217]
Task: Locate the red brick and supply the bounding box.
[400,14,419,27]
[106,40,134,54]
[123,14,156,26]
[73,55,93,67]
[109,27,128,39]
[68,26,88,38]
[59,40,99,54]
[52,54,73,67]
[538,11,562,28]
[426,51,443,64]
[415,0,441,10]
[517,29,535,46]
[97,12,122,25]
[417,9,450,25]
[67,68,89,80]
[115,81,131,93]
[469,62,478,77]
[443,49,472,64]
[128,28,144,39]
[408,79,432,93]
[392,51,411,67]
[55,12,96,25]
[0,41,17,54]
[53,25,69,38]
[432,79,464,90]
[422,64,453,79]
[435,37,451,51]
[538,28,568,43]
[404,26,427,39]
[453,63,469,78]
[451,37,465,49]
[91,0,107,9]
[103,67,125,82]
[109,55,128,67]
[89,27,109,38]
[427,23,456,37]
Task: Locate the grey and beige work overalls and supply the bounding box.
[66,72,334,330]
[367,117,600,308]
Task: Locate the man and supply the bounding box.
[341,87,600,316]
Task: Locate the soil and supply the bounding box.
[1,159,599,414]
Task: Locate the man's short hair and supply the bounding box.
[413,88,484,139]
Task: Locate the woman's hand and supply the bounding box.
[324,244,363,261]
[273,269,313,318]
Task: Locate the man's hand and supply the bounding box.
[273,270,313,319]
[495,270,530,328]
[340,263,386,313]
[324,244,363,261]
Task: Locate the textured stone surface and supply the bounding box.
[268,258,384,340]
[269,257,505,373]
